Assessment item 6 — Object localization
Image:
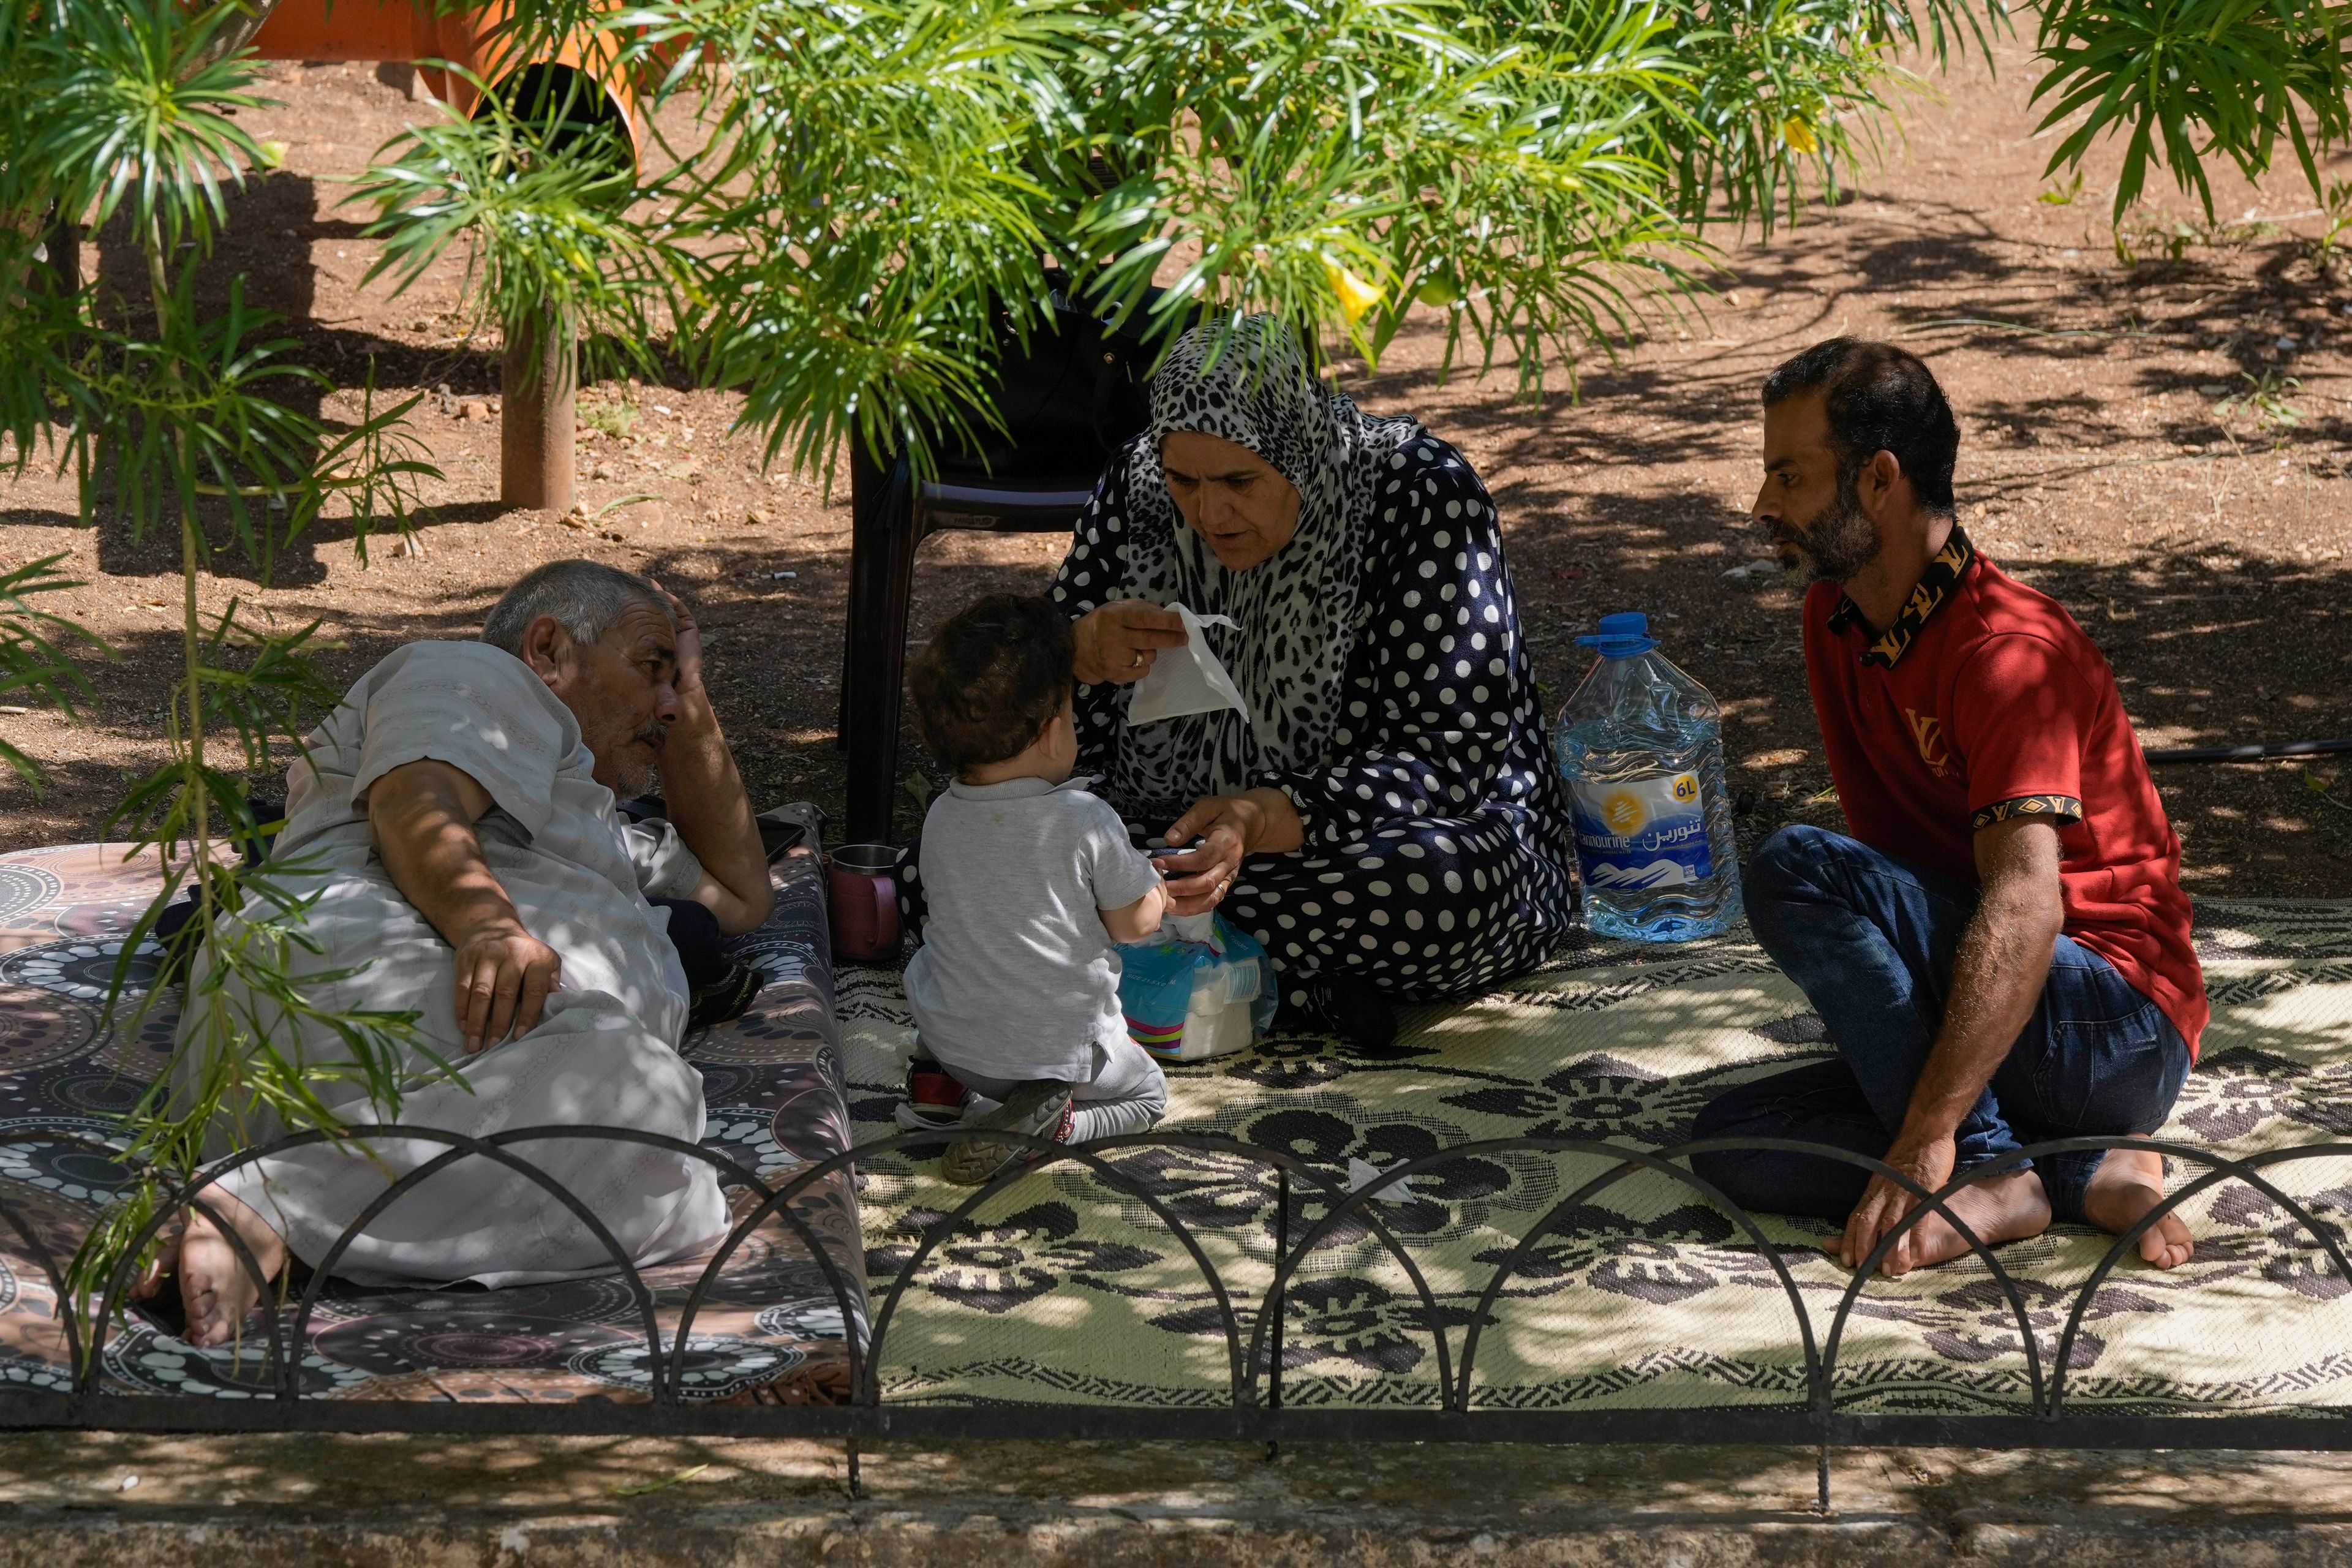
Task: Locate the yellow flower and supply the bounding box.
[1782,117,1819,156]
[1325,261,1384,326]
[255,140,288,170]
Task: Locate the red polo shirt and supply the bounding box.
[1801,527,2206,1057]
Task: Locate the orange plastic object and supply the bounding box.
[248,1,640,157]
[247,0,416,60]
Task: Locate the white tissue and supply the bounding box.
[1163,910,1223,949]
[1346,1156,1415,1206]
[1126,603,1251,726]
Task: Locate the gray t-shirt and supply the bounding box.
[902,775,1161,1081]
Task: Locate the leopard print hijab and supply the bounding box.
[1114,315,1425,807]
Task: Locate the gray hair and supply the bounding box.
[481,559,673,656]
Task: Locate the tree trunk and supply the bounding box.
[500,304,576,513]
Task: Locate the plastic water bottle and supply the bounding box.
[1555,612,1743,941]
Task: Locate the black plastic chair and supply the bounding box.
[836,282,1164,844]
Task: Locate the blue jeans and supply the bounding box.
[1690,825,2190,1225]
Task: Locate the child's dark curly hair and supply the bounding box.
[908,593,1076,774]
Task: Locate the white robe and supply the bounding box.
[173,641,730,1287]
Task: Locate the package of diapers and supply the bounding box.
[1116,911,1278,1061]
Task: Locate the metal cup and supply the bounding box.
[825,842,903,963]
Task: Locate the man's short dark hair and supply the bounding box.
[909,594,1076,774]
[1762,338,1959,515]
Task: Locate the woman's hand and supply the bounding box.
[1073,600,1188,686]
[1153,788,1305,915]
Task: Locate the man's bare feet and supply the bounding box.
[1856,1169,2052,1276]
[2082,1147,2193,1269]
[176,1187,287,1347]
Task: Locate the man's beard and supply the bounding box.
[606,720,666,801]
[1782,472,1882,583]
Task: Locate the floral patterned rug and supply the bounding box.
[0,823,864,1406]
[839,902,2352,1414]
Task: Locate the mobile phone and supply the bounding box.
[1150,835,1211,869]
[760,818,809,863]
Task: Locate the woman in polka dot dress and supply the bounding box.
[900,315,1577,1046]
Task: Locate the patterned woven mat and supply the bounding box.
[0,831,865,1406]
[839,902,2352,1414]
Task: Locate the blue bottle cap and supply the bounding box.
[1575,611,1659,658]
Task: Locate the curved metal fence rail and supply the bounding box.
[4,1125,2352,1510]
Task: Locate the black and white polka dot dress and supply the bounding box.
[1051,431,1577,1005]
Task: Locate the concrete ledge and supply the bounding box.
[4,1431,2352,1566]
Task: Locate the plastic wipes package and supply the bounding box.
[1116,911,1278,1062]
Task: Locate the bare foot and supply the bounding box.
[2083,1147,2193,1270]
[1875,1169,2052,1276]
[177,1187,287,1348]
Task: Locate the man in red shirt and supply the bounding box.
[1690,339,2203,1275]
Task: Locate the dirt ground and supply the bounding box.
[6,43,2352,895]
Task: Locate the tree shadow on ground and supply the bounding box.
[1874,228,2346,443]
[28,1428,2352,1527]
[80,174,504,587]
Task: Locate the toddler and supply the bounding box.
[901,594,1170,1184]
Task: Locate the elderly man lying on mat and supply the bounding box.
[144,559,774,1345]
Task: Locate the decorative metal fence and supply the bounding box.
[4,1124,2351,1512]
